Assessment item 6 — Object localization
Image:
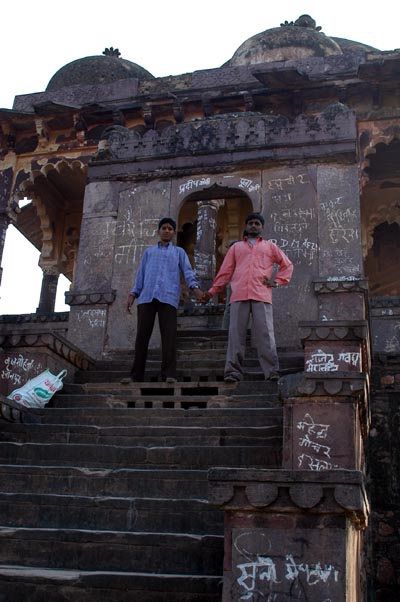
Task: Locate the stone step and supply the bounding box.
[0,527,223,574]
[0,442,281,469]
[0,423,282,447]
[74,368,263,384]
[0,492,223,535]
[48,392,280,409]
[75,379,280,397]
[0,566,222,602]
[0,465,210,498]
[36,407,282,427]
[88,356,259,372]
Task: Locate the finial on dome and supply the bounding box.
[102,47,121,58]
[280,15,322,32]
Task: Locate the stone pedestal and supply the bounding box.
[208,469,369,602]
[281,372,368,471]
[65,289,116,360]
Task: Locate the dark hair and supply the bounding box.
[158,217,176,230]
[245,212,265,226]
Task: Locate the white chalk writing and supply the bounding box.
[285,554,339,585]
[298,454,340,471]
[297,413,329,439]
[338,351,361,367]
[266,174,310,190]
[298,434,331,457]
[1,355,43,386]
[296,412,341,471]
[306,350,339,372]
[236,553,339,599]
[329,227,359,244]
[179,177,211,194]
[269,238,318,263]
[77,309,106,329]
[239,178,261,193]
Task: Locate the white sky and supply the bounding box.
[0,0,398,314]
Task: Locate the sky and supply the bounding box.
[0,0,398,314]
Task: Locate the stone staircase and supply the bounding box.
[0,329,296,601]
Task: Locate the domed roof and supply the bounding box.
[227,15,376,66]
[46,47,154,91]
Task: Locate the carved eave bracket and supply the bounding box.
[65,289,116,306]
[208,468,369,530]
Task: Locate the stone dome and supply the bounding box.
[227,15,377,66]
[46,48,154,91]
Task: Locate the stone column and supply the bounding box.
[36,266,59,314]
[194,200,223,291]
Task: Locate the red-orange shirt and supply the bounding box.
[208,237,293,304]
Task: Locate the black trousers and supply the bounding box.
[131,300,177,381]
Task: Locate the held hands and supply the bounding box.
[192,287,205,303]
[200,291,211,304]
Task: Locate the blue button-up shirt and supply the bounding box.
[130,243,199,309]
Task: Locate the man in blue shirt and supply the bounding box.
[125,217,203,383]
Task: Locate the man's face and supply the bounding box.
[158,223,176,243]
[246,218,263,237]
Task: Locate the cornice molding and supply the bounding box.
[208,468,369,529]
[65,290,116,306]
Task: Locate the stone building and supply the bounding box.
[0,15,399,601]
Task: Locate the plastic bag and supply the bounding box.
[7,369,67,408]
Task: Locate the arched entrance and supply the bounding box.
[361,138,400,297]
[177,185,252,303]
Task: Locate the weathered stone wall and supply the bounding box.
[66,160,362,358]
[367,388,400,601]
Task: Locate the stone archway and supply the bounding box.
[360,137,400,296]
[14,159,87,312]
[177,186,252,302]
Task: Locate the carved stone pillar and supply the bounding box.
[36,266,59,314]
[194,200,223,291]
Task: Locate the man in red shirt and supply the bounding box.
[202,213,293,383]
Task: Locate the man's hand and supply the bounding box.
[201,291,211,304]
[126,294,136,313]
[262,277,278,288]
[192,287,204,302]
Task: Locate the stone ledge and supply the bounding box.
[314,278,369,294]
[299,320,368,342]
[0,332,94,371]
[279,370,368,397]
[208,468,369,529]
[65,290,116,306]
[0,395,40,424]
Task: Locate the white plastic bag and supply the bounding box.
[8,369,67,408]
